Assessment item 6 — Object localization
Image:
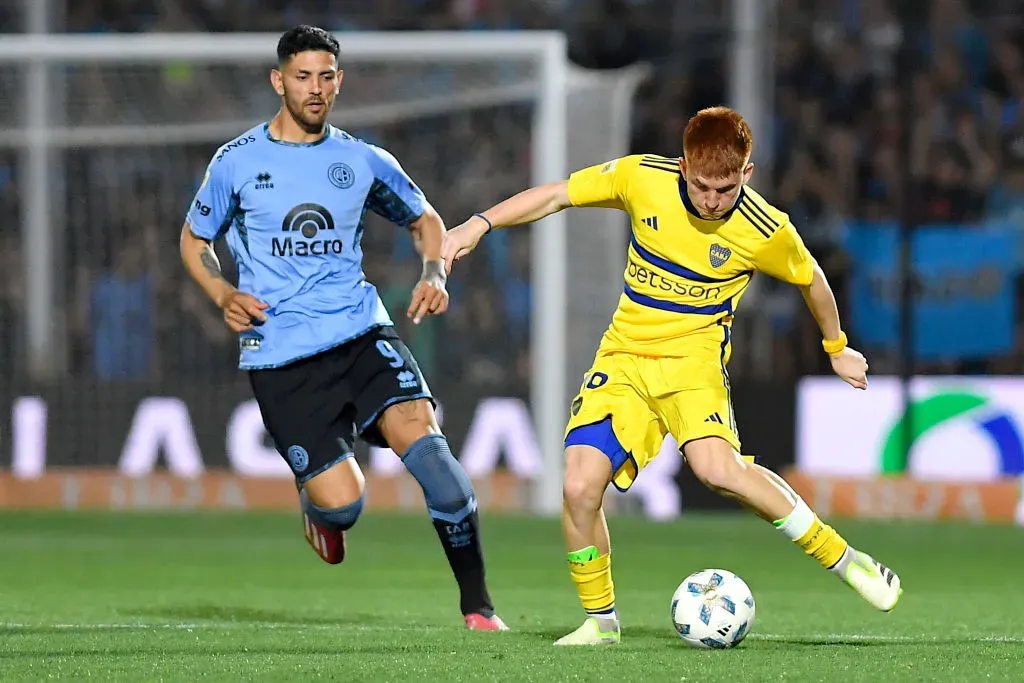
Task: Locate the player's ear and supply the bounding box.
[679,158,687,181]
[335,69,344,93]
[270,68,285,97]
[742,162,754,183]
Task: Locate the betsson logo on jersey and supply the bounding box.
[271,202,343,257]
[626,259,722,300]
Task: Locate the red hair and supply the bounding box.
[682,106,753,177]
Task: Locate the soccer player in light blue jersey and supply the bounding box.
[179,25,507,631]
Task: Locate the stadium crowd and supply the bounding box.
[0,0,1022,390]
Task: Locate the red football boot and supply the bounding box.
[464,613,510,631]
[303,510,346,564]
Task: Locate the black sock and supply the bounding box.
[430,509,494,617]
[402,434,494,617]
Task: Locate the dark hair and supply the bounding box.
[276,25,340,65]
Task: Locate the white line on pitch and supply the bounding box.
[0,622,385,631]
[2,623,1023,644]
[749,633,1024,644]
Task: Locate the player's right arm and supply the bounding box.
[752,223,867,390]
[441,156,635,272]
[179,160,267,333]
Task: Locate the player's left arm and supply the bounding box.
[364,144,448,324]
[406,206,448,324]
[753,224,868,390]
[441,156,639,272]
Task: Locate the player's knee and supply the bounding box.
[379,399,440,455]
[402,433,476,517]
[684,438,747,493]
[302,457,365,509]
[562,469,606,513]
[562,445,612,512]
[562,474,603,512]
[301,488,365,531]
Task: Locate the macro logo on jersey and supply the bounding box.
[272,203,342,257]
[328,162,356,189]
[709,244,732,269]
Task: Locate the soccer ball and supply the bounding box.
[670,568,756,649]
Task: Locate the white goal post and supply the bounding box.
[0,31,648,515]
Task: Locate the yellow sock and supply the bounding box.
[795,518,849,568]
[774,499,849,569]
[567,546,615,614]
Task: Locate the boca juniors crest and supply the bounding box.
[709,243,732,269]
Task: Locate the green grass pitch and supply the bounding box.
[1,511,1022,681]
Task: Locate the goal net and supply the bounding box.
[0,32,646,515]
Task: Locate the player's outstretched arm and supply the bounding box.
[799,263,868,390]
[179,223,267,333]
[406,205,449,325]
[442,181,571,273]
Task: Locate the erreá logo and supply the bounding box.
[881,390,1024,477]
[272,203,343,257]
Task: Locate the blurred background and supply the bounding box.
[0,0,1022,522]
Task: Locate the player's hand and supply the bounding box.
[830,346,868,390]
[408,259,448,325]
[219,290,269,332]
[441,216,490,275]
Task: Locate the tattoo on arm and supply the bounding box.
[199,243,226,282]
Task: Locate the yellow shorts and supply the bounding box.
[564,351,743,491]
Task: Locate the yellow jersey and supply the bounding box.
[567,154,816,360]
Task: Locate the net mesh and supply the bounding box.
[0,51,643,474]
[52,59,540,390]
[0,68,20,128]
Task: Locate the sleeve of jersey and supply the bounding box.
[752,224,817,286]
[186,157,236,241]
[566,157,633,210]
[364,144,427,227]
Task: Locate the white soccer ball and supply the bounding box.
[670,568,756,649]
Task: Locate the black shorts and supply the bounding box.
[248,326,433,482]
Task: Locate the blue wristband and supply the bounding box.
[472,212,493,234]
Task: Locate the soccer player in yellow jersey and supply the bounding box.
[442,106,902,645]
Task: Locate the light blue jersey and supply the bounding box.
[186,123,426,369]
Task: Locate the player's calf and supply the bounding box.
[379,399,499,621]
[402,432,494,617]
[562,443,618,628]
[299,488,363,564]
[684,437,902,609]
[299,457,367,565]
[686,438,848,566]
[684,437,795,522]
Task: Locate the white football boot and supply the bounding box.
[832,546,903,612]
[554,616,621,646]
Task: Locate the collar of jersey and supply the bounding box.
[263,122,332,147]
[677,177,745,223]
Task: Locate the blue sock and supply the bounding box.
[300,488,364,531]
[402,434,494,616]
